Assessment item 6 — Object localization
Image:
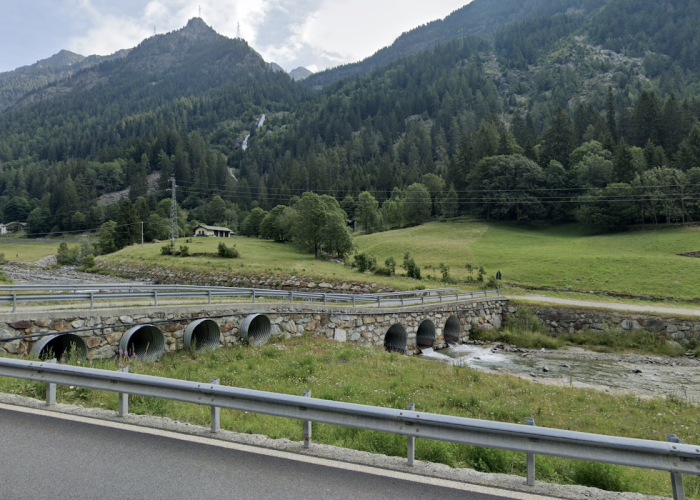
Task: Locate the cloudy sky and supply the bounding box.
[1,0,472,73]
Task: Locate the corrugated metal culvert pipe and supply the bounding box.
[417,320,436,348]
[29,334,87,360]
[184,319,220,351]
[444,315,461,343]
[240,314,271,346]
[384,324,407,353]
[120,325,165,361]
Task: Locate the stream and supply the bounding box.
[421,344,700,402]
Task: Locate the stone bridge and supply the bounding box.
[0,298,508,360]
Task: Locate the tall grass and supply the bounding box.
[1,336,697,498]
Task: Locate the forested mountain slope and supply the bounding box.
[2,1,700,241]
[0,49,129,110]
[304,0,609,87]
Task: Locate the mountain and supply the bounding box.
[305,0,609,87]
[0,49,129,110]
[2,3,700,236]
[289,67,313,81]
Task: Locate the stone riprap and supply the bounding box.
[534,306,700,345]
[0,299,507,359]
[97,262,397,294]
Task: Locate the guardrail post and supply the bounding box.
[290,291,293,303]
[421,295,425,305]
[323,293,327,305]
[118,366,129,417]
[154,291,158,307]
[455,293,459,302]
[407,403,416,466]
[526,417,536,486]
[252,290,256,304]
[45,359,57,406]
[439,294,442,303]
[90,292,94,310]
[12,293,16,313]
[497,289,501,297]
[303,390,311,448]
[401,297,404,307]
[667,434,686,500]
[208,290,212,305]
[211,378,220,433]
[352,296,356,307]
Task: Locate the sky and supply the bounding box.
[0,0,472,74]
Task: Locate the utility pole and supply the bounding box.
[141,221,144,247]
[168,177,178,243]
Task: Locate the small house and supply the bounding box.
[194,224,234,238]
[0,224,7,235]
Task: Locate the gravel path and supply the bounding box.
[508,295,700,317]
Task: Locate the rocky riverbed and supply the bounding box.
[422,342,700,403]
[2,258,147,286]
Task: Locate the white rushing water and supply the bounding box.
[241,134,250,151]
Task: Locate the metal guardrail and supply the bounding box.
[0,285,502,313]
[0,357,696,499]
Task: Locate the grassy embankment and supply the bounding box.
[0,239,64,263]
[1,337,698,498]
[100,222,700,304]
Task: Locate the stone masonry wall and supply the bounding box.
[533,306,700,346]
[0,299,507,359]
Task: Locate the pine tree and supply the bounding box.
[540,107,576,169]
[606,87,618,144]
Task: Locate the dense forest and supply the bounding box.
[1,0,700,255]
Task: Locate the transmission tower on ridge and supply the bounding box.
[237,22,241,39]
[169,177,178,242]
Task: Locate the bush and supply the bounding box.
[178,245,190,257]
[402,252,421,280]
[160,242,174,255]
[217,242,240,258]
[57,242,79,266]
[80,254,96,269]
[0,253,5,265]
[353,252,377,273]
[439,262,452,283]
[385,257,396,276]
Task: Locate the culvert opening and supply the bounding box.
[184,319,220,351]
[417,320,436,348]
[241,314,271,346]
[120,325,165,361]
[384,324,407,353]
[444,315,461,344]
[30,334,87,360]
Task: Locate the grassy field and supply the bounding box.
[1,337,698,497]
[95,221,700,302]
[0,239,61,263]
[356,222,700,301]
[100,237,420,290]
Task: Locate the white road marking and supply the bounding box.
[0,402,555,500]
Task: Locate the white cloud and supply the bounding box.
[63,0,471,72]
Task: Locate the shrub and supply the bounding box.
[402,252,421,280]
[57,242,79,266]
[385,257,396,275]
[80,254,96,269]
[217,242,240,258]
[439,262,452,283]
[0,253,5,265]
[354,252,377,273]
[160,242,174,255]
[178,245,190,257]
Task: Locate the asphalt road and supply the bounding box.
[0,407,531,500]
